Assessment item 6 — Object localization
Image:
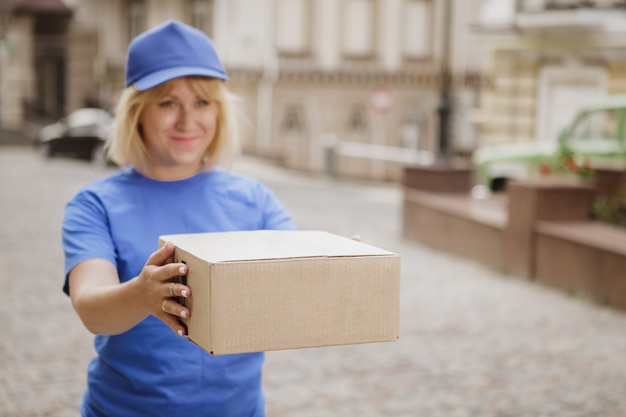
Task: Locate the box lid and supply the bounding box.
[159,230,397,263]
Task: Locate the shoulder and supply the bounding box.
[67,168,138,207]
[209,168,273,195]
[205,168,287,213]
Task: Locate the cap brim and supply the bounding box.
[132,66,228,91]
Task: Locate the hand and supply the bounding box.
[138,241,192,336]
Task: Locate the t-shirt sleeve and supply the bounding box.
[62,190,117,295]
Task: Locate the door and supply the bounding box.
[36,55,65,120]
[536,66,607,143]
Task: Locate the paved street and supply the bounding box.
[1,146,626,417]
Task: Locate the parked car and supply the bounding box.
[36,108,114,166]
[473,95,626,191]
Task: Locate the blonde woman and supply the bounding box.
[62,21,294,417]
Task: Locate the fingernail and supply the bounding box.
[178,266,186,274]
[181,310,188,318]
[177,329,184,336]
[181,290,188,298]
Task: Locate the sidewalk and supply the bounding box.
[1,147,625,417]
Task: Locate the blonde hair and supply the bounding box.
[107,77,240,170]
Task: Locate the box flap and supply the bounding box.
[159,230,397,263]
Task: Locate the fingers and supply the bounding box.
[167,282,190,299]
[161,280,191,337]
[143,242,193,336]
[160,299,190,336]
[161,299,189,320]
[142,254,187,288]
[150,243,188,285]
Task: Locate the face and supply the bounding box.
[138,78,219,180]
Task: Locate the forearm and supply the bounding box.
[69,260,150,335]
[68,244,191,337]
[73,278,149,335]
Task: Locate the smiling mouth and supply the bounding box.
[172,136,196,144]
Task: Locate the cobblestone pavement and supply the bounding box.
[1,146,626,417]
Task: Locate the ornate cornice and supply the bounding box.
[228,67,483,89]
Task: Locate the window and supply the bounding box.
[127,0,145,42]
[403,0,432,60]
[566,109,623,157]
[275,0,311,56]
[281,104,306,132]
[189,0,214,36]
[342,0,376,58]
[536,66,607,143]
[347,104,368,131]
[569,110,620,141]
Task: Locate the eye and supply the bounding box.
[197,99,211,107]
[158,100,176,108]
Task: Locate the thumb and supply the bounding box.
[149,240,175,266]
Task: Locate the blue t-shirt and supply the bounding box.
[62,167,296,417]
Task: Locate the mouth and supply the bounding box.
[171,136,197,145]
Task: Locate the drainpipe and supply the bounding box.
[437,0,453,161]
[0,11,14,128]
[256,0,278,155]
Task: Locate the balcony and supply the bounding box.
[515,0,626,33]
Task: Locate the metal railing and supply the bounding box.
[323,140,435,178]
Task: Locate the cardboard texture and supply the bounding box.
[158,230,400,355]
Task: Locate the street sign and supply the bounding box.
[371,86,392,114]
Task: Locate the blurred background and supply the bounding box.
[4,0,626,181]
[3,2,626,416]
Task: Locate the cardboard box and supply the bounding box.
[158,230,400,355]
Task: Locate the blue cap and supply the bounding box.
[125,20,227,91]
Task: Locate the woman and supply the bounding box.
[62,21,295,417]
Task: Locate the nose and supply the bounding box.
[175,106,194,131]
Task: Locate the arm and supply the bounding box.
[68,241,191,336]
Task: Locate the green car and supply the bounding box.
[473,95,626,192]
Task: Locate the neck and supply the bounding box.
[137,162,205,181]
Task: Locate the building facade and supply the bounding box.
[474,0,626,148]
[0,0,488,181]
[0,0,73,132]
